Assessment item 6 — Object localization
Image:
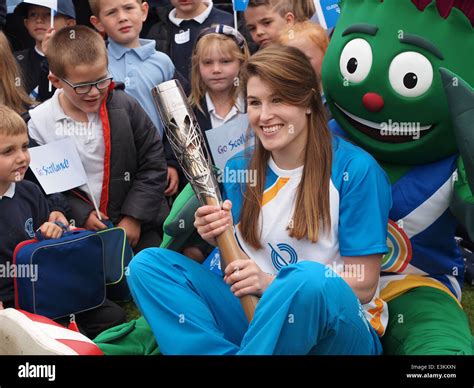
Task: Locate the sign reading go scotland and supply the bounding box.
[28,138,88,195]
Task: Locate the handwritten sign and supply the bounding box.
[28,138,88,195]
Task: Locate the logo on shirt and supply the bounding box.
[381,220,412,273]
[268,242,298,271]
[25,218,34,238]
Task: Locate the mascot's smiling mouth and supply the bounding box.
[335,103,434,143]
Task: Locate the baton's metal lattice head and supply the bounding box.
[152,80,222,205]
[166,115,219,200]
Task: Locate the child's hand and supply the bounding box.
[39,222,64,240]
[48,211,69,228]
[41,27,55,56]
[118,216,141,248]
[194,200,233,246]
[0,300,4,310]
[224,259,275,298]
[84,211,109,231]
[164,167,179,197]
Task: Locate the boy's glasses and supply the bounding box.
[60,77,113,95]
[196,24,247,53]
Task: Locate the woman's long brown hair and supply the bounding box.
[239,44,332,249]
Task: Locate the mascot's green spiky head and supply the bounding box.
[322,0,474,164]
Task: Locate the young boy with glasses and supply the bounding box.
[28,25,169,254]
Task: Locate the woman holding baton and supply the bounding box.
[128,45,391,355]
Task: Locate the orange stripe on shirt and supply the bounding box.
[261,177,290,207]
[368,297,385,337]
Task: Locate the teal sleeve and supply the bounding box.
[337,152,392,256]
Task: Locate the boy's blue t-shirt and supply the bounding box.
[0,181,49,306]
[108,38,175,137]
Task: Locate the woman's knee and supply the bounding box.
[128,248,176,281]
[277,261,334,298]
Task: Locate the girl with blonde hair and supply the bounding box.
[190,24,251,168]
[183,25,251,262]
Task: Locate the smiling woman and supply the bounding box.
[126,44,392,355]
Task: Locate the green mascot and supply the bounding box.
[322,0,474,354]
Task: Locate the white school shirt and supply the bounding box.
[0,183,15,200]
[28,89,105,206]
[205,93,246,128]
[168,1,213,26]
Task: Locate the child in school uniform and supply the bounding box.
[89,0,180,197]
[0,105,125,339]
[14,0,76,102]
[243,0,315,48]
[146,0,234,84]
[27,25,169,252]
[0,105,64,308]
[181,24,251,262]
[190,24,250,168]
[0,30,71,226]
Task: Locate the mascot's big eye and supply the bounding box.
[339,38,373,83]
[389,52,433,98]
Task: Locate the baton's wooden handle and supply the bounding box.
[206,197,259,322]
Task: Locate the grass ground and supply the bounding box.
[120,285,474,335]
[462,284,474,335]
